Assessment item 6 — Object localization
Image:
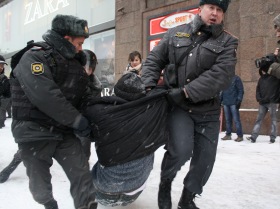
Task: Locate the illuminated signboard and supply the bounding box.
[149,8,199,51]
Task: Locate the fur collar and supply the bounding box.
[42,30,76,59]
[191,14,224,38]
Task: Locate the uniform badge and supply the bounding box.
[31,62,44,75]
[175,32,191,38]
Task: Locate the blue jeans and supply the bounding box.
[251,103,278,140]
[223,105,243,137]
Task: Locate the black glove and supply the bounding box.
[74,127,92,138]
[167,88,187,105]
[236,101,241,110]
[73,115,92,138]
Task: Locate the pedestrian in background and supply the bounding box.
[247,66,280,144]
[221,75,244,142]
[0,55,11,129]
[141,0,238,208]
[124,51,142,75]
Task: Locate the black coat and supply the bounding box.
[84,88,169,167]
[142,15,238,114]
[0,73,11,99]
[256,74,280,104]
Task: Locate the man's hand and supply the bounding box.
[167,88,187,105]
[73,115,92,138]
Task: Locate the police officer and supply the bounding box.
[141,0,238,208]
[0,55,11,129]
[11,15,97,209]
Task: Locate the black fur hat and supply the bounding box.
[199,0,231,12]
[114,72,146,101]
[51,14,89,38]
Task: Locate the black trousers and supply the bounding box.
[19,135,96,209]
[161,107,219,194]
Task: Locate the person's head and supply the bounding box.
[114,72,146,101]
[0,55,7,74]
[51,14,89,53]
[198,0,231,25]
[128,51,142,68]
[83,49,98,76]
[273,14,280,38]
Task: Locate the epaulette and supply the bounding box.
[224,30,239,40]
[31,46,43,51]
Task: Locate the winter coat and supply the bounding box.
[221,75,244,106]
[256,74,280,104]
[0,73,11,99]
[11,30,92,143]
[88,74,102,97]
[84,87,169,167]
[269,62,280,79]
[142,14,238,114]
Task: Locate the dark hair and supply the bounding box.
[83,49,98,70]
[128,51,142,62]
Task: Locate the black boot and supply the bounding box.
[0,156,22,183]
[44,199,58,209]
[158,178,172,209]
[178,187,199,209]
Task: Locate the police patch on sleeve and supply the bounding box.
[31,62,44,75]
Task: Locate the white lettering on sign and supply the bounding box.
[24,0,70,25]
[160,12,195,29]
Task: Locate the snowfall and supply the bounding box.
[0,118,279,209]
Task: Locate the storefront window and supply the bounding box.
[0,0,115,55]
[84,29,115,95]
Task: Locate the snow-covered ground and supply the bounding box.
[0,118,279,209]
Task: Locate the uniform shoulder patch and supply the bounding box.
[31,62,44,75]
[224,30,239,40]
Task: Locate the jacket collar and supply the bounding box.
[191,14,224,38]
[42,30,77,59]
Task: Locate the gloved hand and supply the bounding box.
[236,101,241,110]
[73,115,92,138]
[167,88,187,105]
[74,127,92,138]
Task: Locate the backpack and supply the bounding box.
[10,40,55,77]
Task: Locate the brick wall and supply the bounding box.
[115,0,280,134]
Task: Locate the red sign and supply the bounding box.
[149,8,199,36]
[149,8,199,51]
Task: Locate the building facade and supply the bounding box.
[1,0,280,134]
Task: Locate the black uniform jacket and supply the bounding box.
[12,30,91,143]
[142,15,238,114]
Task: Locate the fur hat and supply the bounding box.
[0,55,7,65]
[273,14,280,28]
[199,0,231,12]
[51,14,89,38]
[114,72,146,101]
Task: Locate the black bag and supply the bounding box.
[10,40,54,76]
